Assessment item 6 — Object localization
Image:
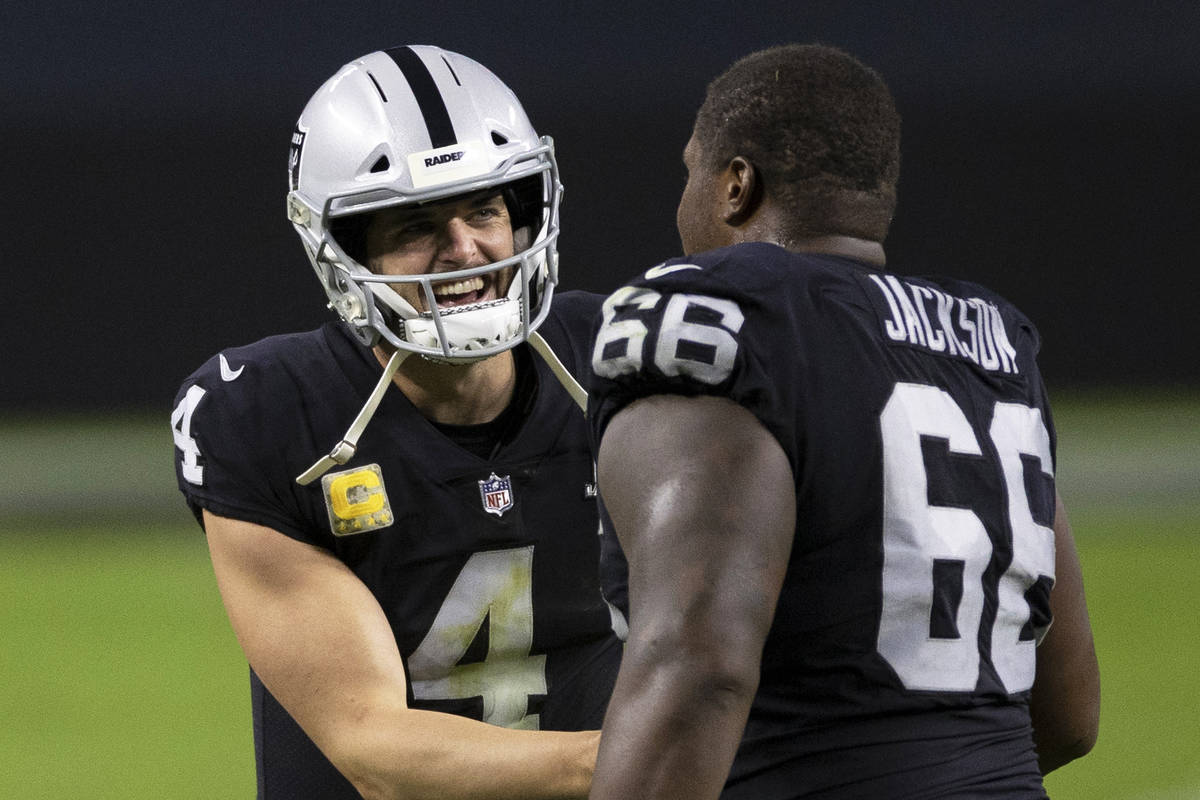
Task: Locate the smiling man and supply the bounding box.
[170,46,623,800]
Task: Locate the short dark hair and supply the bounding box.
[693,44,901,241]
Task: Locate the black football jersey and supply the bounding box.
[172,292,622,799]
[587,244,1056,799]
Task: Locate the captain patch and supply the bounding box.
[321,464,394,536]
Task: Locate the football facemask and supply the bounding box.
[286,45,562,361]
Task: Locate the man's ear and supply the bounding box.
[722,156,762,226]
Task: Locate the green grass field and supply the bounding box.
[1,391,1197,798]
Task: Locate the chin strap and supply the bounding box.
[295,348,410,486]
[295,333,584,487]
[526,331,588,413]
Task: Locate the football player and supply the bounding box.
[587,44,1100,799]
[171,46,622,800]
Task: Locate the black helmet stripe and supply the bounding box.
[384,46,457,149]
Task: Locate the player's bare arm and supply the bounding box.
[589,395,795,800]
[204,511,597,800]
[1029,493,1100,773]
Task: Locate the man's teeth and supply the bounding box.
[433,276,485,297]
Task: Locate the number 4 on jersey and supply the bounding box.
[407,547,547,729]
[171,385,207,486]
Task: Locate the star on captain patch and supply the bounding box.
[478,472,514,517]
[321,463,394,536]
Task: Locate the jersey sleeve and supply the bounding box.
[585,246,795,454]
[170,347,318,543]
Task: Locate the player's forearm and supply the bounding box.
[590,650,758,800]
[336,708,598,800]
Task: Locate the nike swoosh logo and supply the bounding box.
[644,263,702,279]
[219,354,244,382]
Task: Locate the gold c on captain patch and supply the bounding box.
[321,463,395,536]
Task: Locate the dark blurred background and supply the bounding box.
[5,0,1197,414]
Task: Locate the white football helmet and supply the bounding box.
[286,45,562,360]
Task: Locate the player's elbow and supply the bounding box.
[340,757,419,800]
[1070,722,1100,762]
[693,656,762,712]
[683,637,761,698]
[347,775,393,800]
[338,745,454,800]
[634,621,763,713]
[1036,714,1099,774]
[646,650,761,731]
[1031,668,1100,774]
[320,707,427,800]
[1037,736,1097,775]
[348,776,439,800]
[326,740,397,800]
[634,590,773,713]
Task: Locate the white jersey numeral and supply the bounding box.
[592,286,662,378]
[878,384,990,691]
[877,382,1055,694]
[407,547,547,729]
[592,287,744,385]
[990,402,1056,691]
[653,294,744,384]
[170,384,208,486]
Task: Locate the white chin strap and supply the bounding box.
[294,326,587,489]
[526,331,586,412]
[295,348,410,486]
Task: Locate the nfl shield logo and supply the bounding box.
[479,472,514,517]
